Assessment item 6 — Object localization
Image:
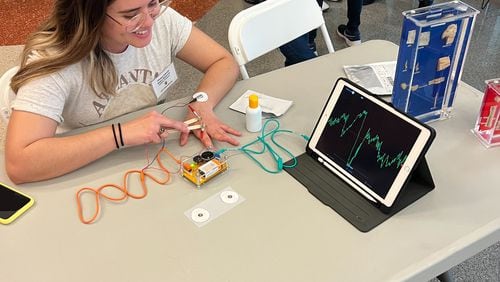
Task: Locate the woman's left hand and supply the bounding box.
[180,107,241,148]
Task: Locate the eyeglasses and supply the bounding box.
[107,0,172,33]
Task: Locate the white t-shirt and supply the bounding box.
[12,8,192,128]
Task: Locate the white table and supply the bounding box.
[1,40,499,282]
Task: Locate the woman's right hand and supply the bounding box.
[121,111,189,146]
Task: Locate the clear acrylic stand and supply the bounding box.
[392,1,479,123]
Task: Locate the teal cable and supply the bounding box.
[216,119,310,174]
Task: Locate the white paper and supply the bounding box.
[229,90,293,117]
[151,63,177,98]
[343,61,397,96]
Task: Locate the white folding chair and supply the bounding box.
[0,66,19,123]
[228,0,335,79]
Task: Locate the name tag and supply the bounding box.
[151,63,178,98]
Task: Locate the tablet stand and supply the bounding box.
[284,153,435,232]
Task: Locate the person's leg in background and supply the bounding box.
[279,33,317,66]
[308,29,319,56]
[278,0,323,66]
[418,0,434,7]
[363,0,434,7]
[337,0,362,46]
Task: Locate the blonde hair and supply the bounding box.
[11,0,117,97]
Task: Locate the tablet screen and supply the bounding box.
[308,78,434,207]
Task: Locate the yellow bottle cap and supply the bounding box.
[249,94,259,109]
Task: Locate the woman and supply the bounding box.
[6,0,241,184]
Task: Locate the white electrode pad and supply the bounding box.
[184,187,245,227]
[193,92,208,102]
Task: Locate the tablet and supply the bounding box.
[307,78,435,208]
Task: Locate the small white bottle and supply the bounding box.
[246,94,262,132]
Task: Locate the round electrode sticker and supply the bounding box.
[193,92,208,102]
[220,191,239,204]
[191,208,210,223]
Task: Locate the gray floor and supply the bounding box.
[181,0,500,281]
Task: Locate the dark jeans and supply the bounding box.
[419,0,434,7]
[346,0,363,34]
[279,31,318,66]
[278,0,323,66]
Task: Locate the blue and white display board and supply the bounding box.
[392,1,479,123]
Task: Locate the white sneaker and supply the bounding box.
[321,2,330,12]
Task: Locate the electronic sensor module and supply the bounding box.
[182,150,228,187]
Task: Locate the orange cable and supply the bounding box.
[76,147,181,224]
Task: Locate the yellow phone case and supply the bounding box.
[0,183,35,225]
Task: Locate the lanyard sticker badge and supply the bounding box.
[152,63,178,98]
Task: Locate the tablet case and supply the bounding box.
[284,153,434,232]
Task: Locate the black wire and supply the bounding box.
[144,96,197,169]
[145,97,195,169]
[160,97,196,116]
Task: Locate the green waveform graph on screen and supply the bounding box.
[327,110,408,169]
